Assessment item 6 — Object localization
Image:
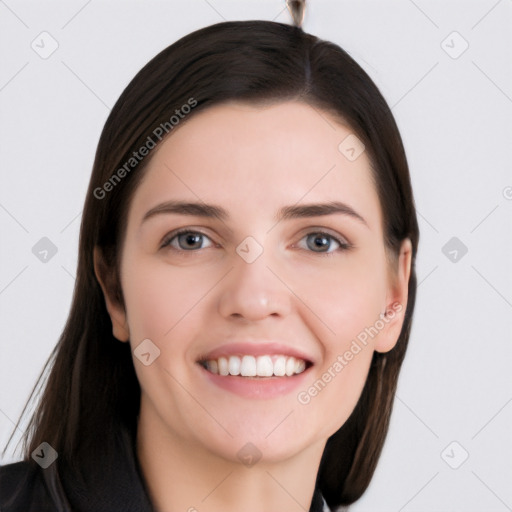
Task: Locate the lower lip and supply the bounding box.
[198,364,312,399]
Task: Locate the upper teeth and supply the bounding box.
[205,355,307,377]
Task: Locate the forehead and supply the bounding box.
[130,101,382,230]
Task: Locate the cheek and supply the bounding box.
[121,258,215,410]
[289,251,388,347]
[301,353,373,441]
[121,254,216,346]
[290,253,386,435]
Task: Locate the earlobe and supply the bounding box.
[375,238,413,353]
[93,247,130,342]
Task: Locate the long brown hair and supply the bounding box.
[4,20,419,508]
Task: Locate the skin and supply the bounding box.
[95,101,412,512]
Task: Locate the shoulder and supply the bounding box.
[0,460,61,512]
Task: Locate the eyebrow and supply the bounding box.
[276,202,368,226]
[141,200,368,227]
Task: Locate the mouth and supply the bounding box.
[195,342,315,398]
[198,354,313,378]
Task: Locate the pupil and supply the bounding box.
[182,233,201,249]
[309,234,329,252]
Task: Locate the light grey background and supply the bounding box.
[1,1,511,511]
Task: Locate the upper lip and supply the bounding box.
[197,341,315,364]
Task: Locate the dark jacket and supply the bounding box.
[0,429,330,512]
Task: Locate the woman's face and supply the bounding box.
[99,101,411,464]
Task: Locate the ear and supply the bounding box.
[93,246,130,342]
[375,238,413,353]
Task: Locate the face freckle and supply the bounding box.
[111,100,404,465]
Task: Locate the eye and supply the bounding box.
[297,231,351,254]
[161,229,214,251]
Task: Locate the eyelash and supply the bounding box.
[160,228,353,256]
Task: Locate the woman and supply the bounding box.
[0,13,419,512]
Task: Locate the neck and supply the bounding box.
[135,401,326,512]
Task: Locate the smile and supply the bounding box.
[196,341,314,398]
[200,354,308,378]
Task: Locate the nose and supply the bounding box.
[217,250,292,322]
